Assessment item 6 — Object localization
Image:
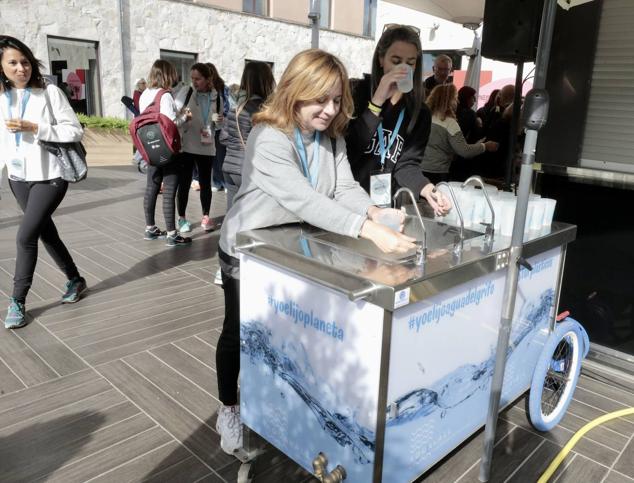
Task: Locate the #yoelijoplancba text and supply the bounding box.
[268,295,344,341]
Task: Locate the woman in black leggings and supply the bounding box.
[139,59,193,247]
[1,36,87,329]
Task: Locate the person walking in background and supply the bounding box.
[424,53,453,97]
[140,59,192,247]
[346,24,451,215]
[176,63,219,234]
[0,36,87,329]
[215,49,420,454]
[421,84,498,183]
[207,63,229,193]
[221,61,275,211]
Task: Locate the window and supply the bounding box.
[243,0,267,16]
[159,50,198,86]
[319,0,331,29]
[363,0,377,37]
[47,36,102,116]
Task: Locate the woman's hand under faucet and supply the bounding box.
[360,219,417,255]
[421,183,452,216]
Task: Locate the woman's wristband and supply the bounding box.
[368,101,382,114]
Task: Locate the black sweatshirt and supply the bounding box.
[346,76,432,199]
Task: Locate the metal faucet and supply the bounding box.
[393,187,427,264]
[462,175,495,241]
[435,182,464,255]
[313,452,347,483]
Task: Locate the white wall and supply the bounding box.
[1,0,375,118]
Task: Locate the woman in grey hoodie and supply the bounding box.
[214,49,419,455]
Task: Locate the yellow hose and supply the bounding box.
[538,407,634,482]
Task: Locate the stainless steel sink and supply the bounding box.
[303,216,484,264]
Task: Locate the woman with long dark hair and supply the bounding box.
[207,62,228,193]
[346,25,450,214]
[0,36,87,329]
[221,61,275,210]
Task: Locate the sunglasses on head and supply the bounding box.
[382,23,421,36]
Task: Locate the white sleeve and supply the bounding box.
[35,85,84,143]
[159,93,187,128]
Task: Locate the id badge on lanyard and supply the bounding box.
[200,125,213,144]
[5,89,31,181]
[369,109,404,206]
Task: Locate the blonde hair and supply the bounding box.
[147,60,178,90]
[426,84,458,121]
[253,49,353,138]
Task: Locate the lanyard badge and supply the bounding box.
[370,109,404,206]
[294,128,320,188]
[5,89,31,181]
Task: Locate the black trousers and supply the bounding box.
[212,131,226,188]
[144,160,181,232]
[216,247,240,406]
[9,178,80,302]
[177,152,212,217]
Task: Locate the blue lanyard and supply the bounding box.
[4,88,31,148]
[377,109,405,170]
[197,92,212,126]
[294,128,320,188]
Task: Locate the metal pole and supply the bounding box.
[478,1,558,481]
[309,0,321,49]
[503,62,524,189]
[117,0,129,118]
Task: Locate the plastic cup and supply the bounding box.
[542,198,557,226]
[530,199,546,231]
[397,64,413,93]
[500,198,516,237]
[524,202,535,234]
[211,113,219,123]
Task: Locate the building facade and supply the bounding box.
[0,0,377,117]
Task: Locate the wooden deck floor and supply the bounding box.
[0,165,632,483]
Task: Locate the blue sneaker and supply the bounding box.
[177,218,192,233]
[144,226,167,240]
[62,276,87,304]
[5,298,26,329]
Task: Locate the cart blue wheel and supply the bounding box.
[527,319,583,432]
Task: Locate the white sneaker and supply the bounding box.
[214,268,223,286]
[216,405,243,454]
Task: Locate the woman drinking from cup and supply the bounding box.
[0,36,88,329]
[346,24,451,215]
[215,49,417,455]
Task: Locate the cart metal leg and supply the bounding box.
[235,427,265,483]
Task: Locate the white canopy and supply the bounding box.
[387,0,485,25]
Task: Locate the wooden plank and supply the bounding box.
[573,386,634,424]
[506,439,564,482]
[0,329,59,386]
[81,314,219,366]
[0,376,111,430]
[614,435,634,479]
[604,471,634,483]
[554,453,609,483]
[150,343,217,397]
[457,427,543,482]
[0,368,94,411]
[174,336,217,370]
[11,321,87,376]
[501,404,621,467]
[125,351,218,420]
[143,455,216,483]
[97,359,233,470]
[196,329,221,349]
[0,357,25,396]
[65,290,219,348]
[89,445,212,483]
[0,403,149,482]
[577,373,634,409]
[44,426,172,482]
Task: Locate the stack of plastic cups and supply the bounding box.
[530,195,545,232]
[458,186,475,229]
[542,198,557,227]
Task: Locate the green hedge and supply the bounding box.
[78,114,129,131]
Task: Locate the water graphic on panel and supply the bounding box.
[387,288,554,425]
[382,288,555,482]
[240,322,376,465]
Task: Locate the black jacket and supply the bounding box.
[345,75,432,198]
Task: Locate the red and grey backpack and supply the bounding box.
[129,89,181,167]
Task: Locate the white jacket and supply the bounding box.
[0,84,83,181]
